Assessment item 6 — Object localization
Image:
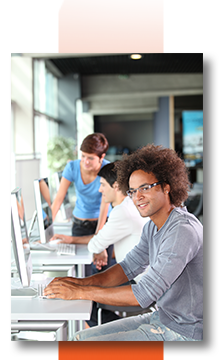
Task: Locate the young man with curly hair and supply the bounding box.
[44,144,203,341]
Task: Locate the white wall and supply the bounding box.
[11,57,34,155]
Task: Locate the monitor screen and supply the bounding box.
[11,188,32,287]
[182,110,203,168]
[34,177,54,243]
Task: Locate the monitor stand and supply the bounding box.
[28,210,37,238]
[11,288,37,298]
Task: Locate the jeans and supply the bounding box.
[73,311,198,341]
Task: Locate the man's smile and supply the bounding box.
[137,202,149,209]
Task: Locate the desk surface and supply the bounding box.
[11,222,92,325]
[11,297,92,321]
[30,244,93,265]
[11,244,92,268]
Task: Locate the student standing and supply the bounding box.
[51,133,113,273]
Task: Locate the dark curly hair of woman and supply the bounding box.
[115,144,190,207]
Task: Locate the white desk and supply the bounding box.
[11,244,93,278]
[11,297,92,341]
[28,222,93,277]
[11,224,93,339]
[30,244,93,277]
[11,244,93,339]
[11,297,92,321]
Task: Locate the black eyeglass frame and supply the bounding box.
[126,181,163,198]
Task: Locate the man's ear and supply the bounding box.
[164,184,171,195]
[112,181,119,190]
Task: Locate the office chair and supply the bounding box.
[97,302,157,326]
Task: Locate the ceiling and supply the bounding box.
[24,53,203,77]
[19,52,203,119]
[49,53,203,76]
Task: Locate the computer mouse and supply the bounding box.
[48,239,62,247]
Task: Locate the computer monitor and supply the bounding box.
[50,171,73,221]
[11,187,32,287]
[34,177,54,243]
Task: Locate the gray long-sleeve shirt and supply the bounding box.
[119,207,203,340]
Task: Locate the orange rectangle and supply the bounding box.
[59,342,163,360]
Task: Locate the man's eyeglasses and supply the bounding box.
[126,181,163,198]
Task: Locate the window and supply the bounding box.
[34,60,59,176]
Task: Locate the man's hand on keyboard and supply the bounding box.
[46,276,84,286]
[44,277,84,300]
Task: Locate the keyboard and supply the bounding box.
[30,241,76,255]
[11,277,53,298]
[56,243,76,256]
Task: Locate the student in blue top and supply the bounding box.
[51,133,112,274]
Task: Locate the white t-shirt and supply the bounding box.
[88,196,148,268]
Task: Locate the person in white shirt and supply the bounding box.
[88,163,148,272]
[51,162,148,270]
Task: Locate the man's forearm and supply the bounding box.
[70,235,93,244]
[44,267,139,307]
[55,264,128,287]
[51,234,93,244]
[79,263,128,287]
[79,283,140,307]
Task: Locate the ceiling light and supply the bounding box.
[130,54,142,60]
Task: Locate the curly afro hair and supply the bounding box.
[115,144,190,207]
